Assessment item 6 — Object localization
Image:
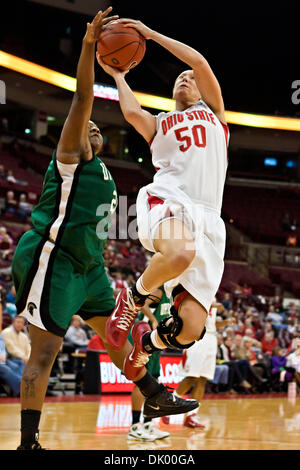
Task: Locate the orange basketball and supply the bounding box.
[97,21,146,71]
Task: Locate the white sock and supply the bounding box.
[150,330,165,350]
[136,276,151,296]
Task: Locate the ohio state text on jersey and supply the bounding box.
[150,101,229,214]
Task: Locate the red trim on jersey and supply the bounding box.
[219,120,229,160]
[174,290,189,310]
[148,137,154,147]
[147,192,165,210]
[147,192,173,217]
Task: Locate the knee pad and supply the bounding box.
[156,305,206,351]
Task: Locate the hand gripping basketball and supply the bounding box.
[97,19,146,71]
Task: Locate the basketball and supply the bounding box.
[97,21,146,71]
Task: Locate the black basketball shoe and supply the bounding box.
[143,384,199,419]
[17,441,46,450]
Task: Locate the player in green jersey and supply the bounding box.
[13,8,198,451]
[15,8,198,450]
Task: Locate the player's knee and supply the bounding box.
[183,325,204,343]
[168,250,195,274]
[179,306,206,342]
[36,344,59,370]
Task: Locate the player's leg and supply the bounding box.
[176,376,197,397]
[18,325,63,449]
[127,385,155,442]
[141,218,196,293]
[177,377,207,429]
[14,243,87,450]
[125,292,207,381]
[86,315,198,419]
[105,218,195,351]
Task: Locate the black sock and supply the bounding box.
[131,284,149,306]
[142,332,162,354]
[132,410,141,425]
[134,371,161,398]
[20,409,41,446]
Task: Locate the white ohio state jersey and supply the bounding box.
[150,101,229,213]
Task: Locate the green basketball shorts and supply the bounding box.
[12,230,115,337]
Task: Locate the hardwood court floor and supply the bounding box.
[0,393,299,450]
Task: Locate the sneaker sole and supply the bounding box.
[144,400,199,419]
[127,434,156,442]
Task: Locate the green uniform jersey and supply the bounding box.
[12,151,117,336]
[32,150,117,270]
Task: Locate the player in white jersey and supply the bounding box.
[97,17,229,388]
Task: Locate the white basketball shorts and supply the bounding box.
[136,182,226,313]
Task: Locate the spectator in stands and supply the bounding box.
[271,295,283,311]
[210,363,229,393]
[222,293,232,311]
[241,283,252,298]
[231,334,248,359]
[277,326,293,350]
[266,305,283,327]
[286,302,298,320]
[243,328,262,351]
[261,330,278,355]
[0,227,14,262]
[121,240,132,258]
[0,164,7,180]
[5,285,16,305]
[271,347,294,390]
[0,334,21,396]
[286,332,300,354]
[232,334,268,387]
[286,340,300,389]
[17,194,33,222]
[111,271,128,291]
[217,335,252,393]
[251,312,263,334]
[1,316,31,377]
[243,318,256,337]
[234,320,245,336]
[232,297,245,314]
[65,316,89,350]
[0,226,13,245]
[5,190,18,216]
[6,170,17,184]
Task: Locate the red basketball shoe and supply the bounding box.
[183,413,205,429]
[105,288,143,351]
[124,321,151,381]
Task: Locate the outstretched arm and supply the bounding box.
[118,19,226,124]
[96,54,156,143]
[57,7,118,164]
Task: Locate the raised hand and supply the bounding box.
[117,18,154,40]
[84,7,119,44]
[96,51,129,78]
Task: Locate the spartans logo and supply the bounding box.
[27,302,37,316]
